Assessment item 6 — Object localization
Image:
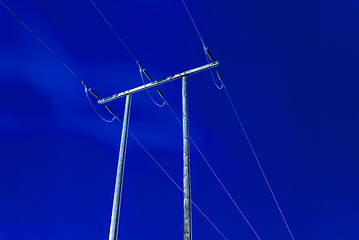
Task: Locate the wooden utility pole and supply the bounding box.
[182,76,192,240]
[99,62,219,240]
[108,94,132,240]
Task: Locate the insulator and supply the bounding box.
[205,46,213,61]
[136,61,143,69]
[156,88,165,99]
[105,105,114,114]
[82,81,89,89]
[143,69,152,81]
[89,89,100,99]
[216,69,223,81]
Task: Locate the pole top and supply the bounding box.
[98,61,219,105]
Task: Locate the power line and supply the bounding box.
[1,2,228,238]
[166,102,262,240]
[3,0,294,238]
[223,85,296,240]
[180,0,204,44]
[89,0,137,63]
[0,0,118,122]
[179,1,295,239]
[90,0,166,108]
[125,124,229,240]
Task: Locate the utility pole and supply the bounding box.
[109,94,131,240]
[182,76,192,240]
[99,61,219,240]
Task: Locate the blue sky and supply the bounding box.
[1,0,359,239]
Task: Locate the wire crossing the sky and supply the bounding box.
[89,1,262,235]
[124,122,228,240]
[90,0,167,108]
[3,0,294,239]
[0,0,119,123]
[179,0,295,239]
[87,1,260,238]
[166,102,262,240]
[1,1,230,238]
[180,0,224,90]
[223,86,296,240]
[89,0,137,63]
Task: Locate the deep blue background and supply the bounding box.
[1,0,359,239]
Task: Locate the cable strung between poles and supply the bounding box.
[90,0,137,63]
[2,1,286,239]
[84,87,117,122]
[138,65,167,107]
[90,0,261,238]
[0,0,118,123]
[166,102,262,240]
[1,2,229,238]
[90,0,166,108]
[223,85,296,240]
[179,1,295,239]
[122,120,228,240]
[180,0,223,89]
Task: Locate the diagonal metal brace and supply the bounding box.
[98,61,219,105]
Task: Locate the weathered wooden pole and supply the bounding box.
[182,76,192,240]
[98,62,219,240]
[108,94,132,240]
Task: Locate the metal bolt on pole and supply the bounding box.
[182,76,192,240]
[109,94,132,240]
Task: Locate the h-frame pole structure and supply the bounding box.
[99,61,219,240]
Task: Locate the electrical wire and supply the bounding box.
[223,85,295,240]
[205,53,224,90]
[85,87,116,122]
[89,0,137,63]
[0,0,118,123]
[90,0,166,108]
[115,118,229,240]
[166,102,262,240]
[138,67,166,107]
[179,0,295,239]
[0,1,82,82]
[180,0,223,91]
[1,2,228,238]
[180,0,204,44]
[3,1,293,238]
